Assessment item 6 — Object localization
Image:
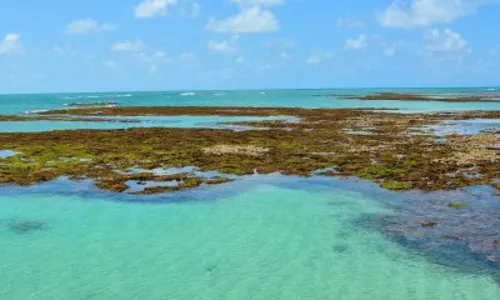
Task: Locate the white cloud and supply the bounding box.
[136,51,168,73]
[65,18,115,35]
[134,0,178,18]
[424,28,469,53]
[306,52,332,65]
[344,34,367,50]
[0,33,23,55]
[180,52,196,61]
[208,40,237,54]
[378,0,476,28]
[231,0,284,6]
[111,40,147,52]
[336,17,364,28]
[206,7,279,33]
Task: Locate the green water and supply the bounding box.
[1,178,499,299]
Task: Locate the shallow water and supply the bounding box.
[1,88,499,299]
[423,119,500,136]
[1,176,499,299]
[0,115,293,133]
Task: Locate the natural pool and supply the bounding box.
[1,175,499,300]
[0,115,295,133]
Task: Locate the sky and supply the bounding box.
[1,0,500,93]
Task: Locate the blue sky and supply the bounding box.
[1,0,499,93]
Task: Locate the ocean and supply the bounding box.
[0,88,499,299]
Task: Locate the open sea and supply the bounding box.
[1,88,499,299]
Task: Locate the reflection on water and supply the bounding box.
[1,175,499,299]
[423,119,500,136]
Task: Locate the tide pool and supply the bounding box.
[0,115,293,133]
[1,176,499,299]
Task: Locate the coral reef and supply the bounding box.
[337,92,500,103]
[0,106,498,194]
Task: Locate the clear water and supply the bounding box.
[1,176,499,300]
[1,88,499,299]
[0,115,293,133]
[0,150,18,158]
[423,119,500,136]
[0,88,499,116]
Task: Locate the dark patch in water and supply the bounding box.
[205,264,218,273]
[8,220,46,234]
[332,244,349,253]
[335,230,352,240]
[351,185,500,284]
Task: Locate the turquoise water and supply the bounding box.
[0,115,294,133]
[1,176,500,299]
[1,88,499,299]
[1,88,500,116]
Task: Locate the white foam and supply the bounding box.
[24,109,49,115]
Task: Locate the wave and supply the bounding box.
[61,94,134,100]
[180,92,196,96]
[23,109,49,115]
[64,101,119,108]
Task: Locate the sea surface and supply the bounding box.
[0,88,499,299]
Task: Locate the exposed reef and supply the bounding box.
[335,92,500,103]
[0,106,498,195]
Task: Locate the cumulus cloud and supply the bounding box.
[111,40,147,52]
[424,28,469,53]
[136,51,168,73]
[306,52,332,65]
[0,33,23,55]
[377,0,476,28]
[208,40,237,54]
[344,34,368,50]
[206,7,279,33]
[134,0,178,18]
[65,18,115,35]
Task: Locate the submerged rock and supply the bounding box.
[448,202,465,209]
[8,220,46,234]
[421,221,439,227]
